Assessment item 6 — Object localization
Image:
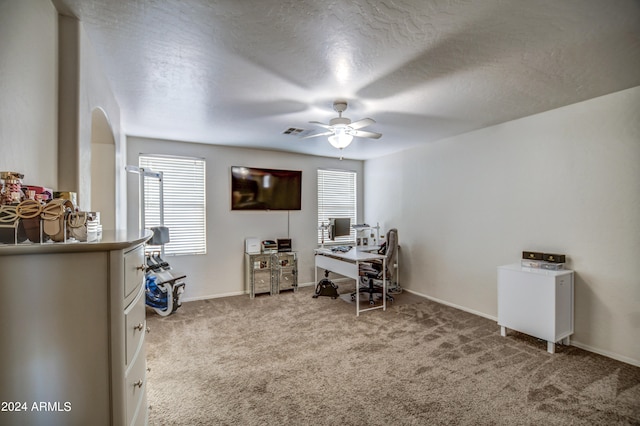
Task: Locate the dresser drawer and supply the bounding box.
[252,270,272,294]
[125,286,146,366]
[131,385,148,426]
[125,346,147,426]
[124,245,145,302]
[278,270,296,291]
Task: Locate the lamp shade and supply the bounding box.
[328,126,353,149]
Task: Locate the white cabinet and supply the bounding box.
[0,230,151,425]
[497,263,574,353]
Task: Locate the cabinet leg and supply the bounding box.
[500,326,506,337]
[547,341,555,354]
[562,336,571,346]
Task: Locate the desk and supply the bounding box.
[314,248,386,316]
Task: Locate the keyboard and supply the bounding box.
[331,245,352,253]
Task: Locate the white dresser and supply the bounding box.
[0,230,151,425]
[497,263,574,353]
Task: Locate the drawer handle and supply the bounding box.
[136,264,146,271]
[134,323,144,331]
[133,379,143,388]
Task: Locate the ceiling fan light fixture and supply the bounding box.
[328,126,353,149]
[302,100,380,156]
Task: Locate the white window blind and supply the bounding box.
[317,169,357,244]
[139,155,206,256]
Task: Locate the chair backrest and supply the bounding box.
[384,228,398,278]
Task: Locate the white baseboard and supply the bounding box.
[404,289,640,367]
[569,340,640,367]
[405,288,498,321]
[182,291,245,302]
[182,278,351,302]
[298,277,352,288]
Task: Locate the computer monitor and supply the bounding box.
[328,217,351,241]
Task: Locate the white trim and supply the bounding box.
[298,277,353,289]
[404,288,498,321]
[405,289,640,367]
[570,340,640,367]
[182,291,245,302]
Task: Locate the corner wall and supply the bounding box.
[364,86,640,365]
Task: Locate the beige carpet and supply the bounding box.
[145,283,640,425]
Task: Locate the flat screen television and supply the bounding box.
[231,166,302,211]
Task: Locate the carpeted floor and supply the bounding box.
[145,283,640,425]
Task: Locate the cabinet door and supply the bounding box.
[278,269,296,291]
[498,268,555,341]
[124,245,145,303]
[252,270,272,294]
[554,274,574,338]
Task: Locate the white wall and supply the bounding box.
[364,86,640,366]
[127,137,364,300]
[58,15,125,224]
[0,2,124,227]
[0,0,58,188]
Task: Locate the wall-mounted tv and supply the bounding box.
[231,166,302,211]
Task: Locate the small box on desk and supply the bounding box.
[522,251,544,260]
[541,262,565,270]
[261,240,278,253]
[245,237,260,254]
[277,238,292,252]
[521,259,544,268]
[543,253,566,263]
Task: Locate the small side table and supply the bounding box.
[497,264,574,353]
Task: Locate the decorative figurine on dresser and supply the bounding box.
[498,251,574,354]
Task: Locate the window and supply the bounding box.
[139,154,206,256]
[317,169,357,244]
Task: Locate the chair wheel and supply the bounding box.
[370,300,375,306]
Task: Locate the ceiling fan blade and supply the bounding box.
[302,131,333,139]
[351,130,382,139]
[349,118,375,130]
[309,121,333,130]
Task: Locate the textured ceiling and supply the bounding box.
[52,0,640,160]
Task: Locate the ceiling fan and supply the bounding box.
[303,100,381,156]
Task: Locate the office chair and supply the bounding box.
[351,228,398,305]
